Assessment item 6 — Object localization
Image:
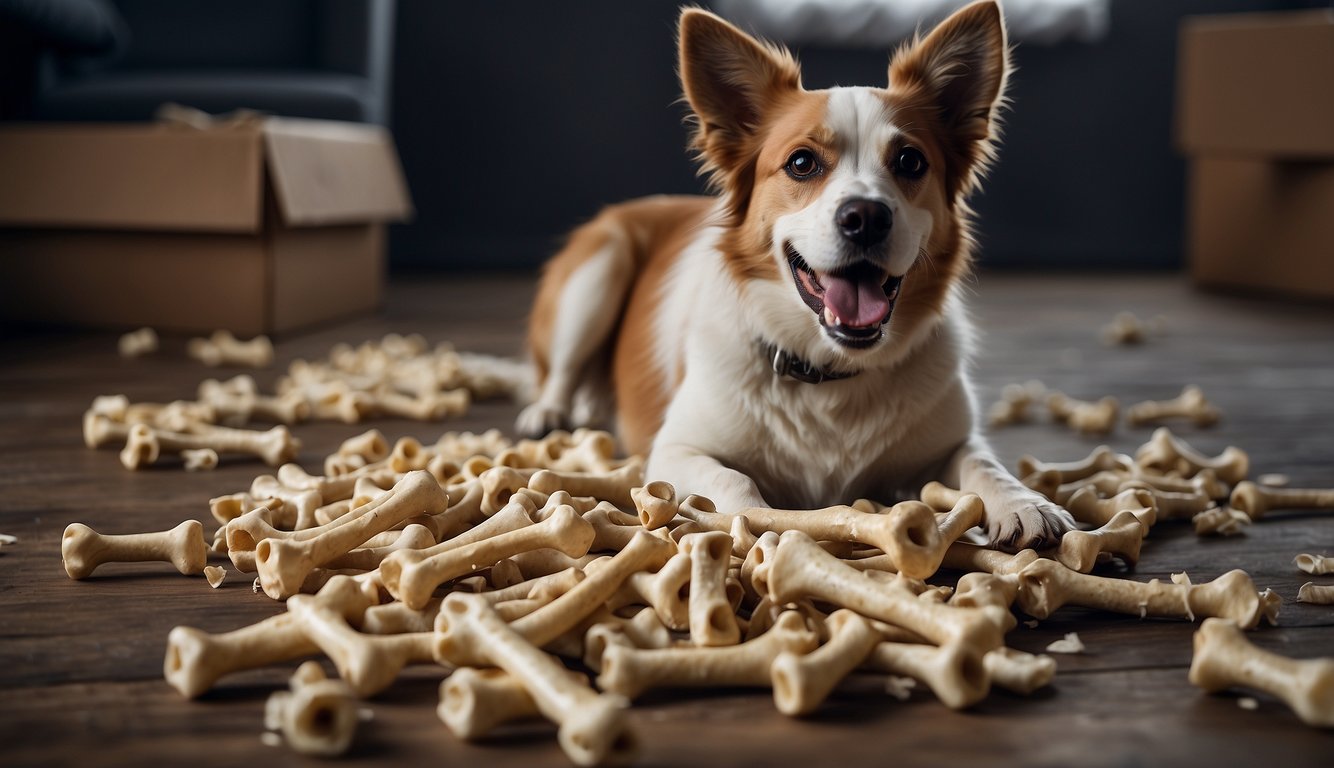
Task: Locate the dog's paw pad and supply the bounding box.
[987,496,1075,553]
[515,402,569,439]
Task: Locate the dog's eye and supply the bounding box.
[893,147,928,179]
[785,149,820,180]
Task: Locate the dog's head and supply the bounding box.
[680,1,1009,369]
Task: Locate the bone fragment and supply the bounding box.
[770,610,882,715]
[1296,554,1334,576]
[1135,428,1249,485]
[1127,385,1220,428]
[118,327,159,358]
[182,448,219,471]
[1299,583,1334,604]
[435,593,638,767]
[984,647,1056,693]
[1046,632,1085,654]
[188,330,274,368]
[204,565,226,588]
[1192,506,1251,537]
[598,610,817,701]
[264,661,358,756]
[1016,559,1279,628]
[63,520,207,579]
[1230,481,1334,520]
[1190,618,1334,728]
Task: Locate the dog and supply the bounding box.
[518,1,1074,551]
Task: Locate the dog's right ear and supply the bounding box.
[679,9,800,183]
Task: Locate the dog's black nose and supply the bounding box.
[836,198,892,249]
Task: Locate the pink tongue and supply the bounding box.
[822,273,891,327]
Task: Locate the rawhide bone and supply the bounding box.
[1127,385,1220,428]
[1190,618,1334,728]
[165,575,378,698]
[255,470,449,599]
[439,667,592,740]
[1135,428,1249,485]
[1047,391,1119,435]
[120,422,300,469]
[286,593,439,697]
[679,494,943,579]
[1016,559,1280,628]
[264,661,359,756]
[770,609,882,715]
[1053,509,1145,573]
[434,592,639,767]
[1018,445,1129,486]
[861,638,990,709]
[1229,481,1334,519]
[679,531,741,646]
[187,329,274,368]
[63,520,207,580]
[526,457,646,509]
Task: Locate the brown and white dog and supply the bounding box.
[519,1,1074,551]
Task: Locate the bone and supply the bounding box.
[581,609,675,671]
[939,544,1039,576]
[1230,481,1334,520]
[583,503,642,552]
[264,661,359,756]
[987,381,1046,427]
[1127,385,1221,428]
[286,594,439,697]
[381,505,593,610]
[182,448,219,471]
[1063,486,1158,528]
[117,326,159,357]
[434,593,638,767]
[771,609,883,716]
[165,575,377,698]
[1017,446,1129,484]
[204,565,227,588]
[1135,428,1249,485]
[609,550,692,631]
[526,459,645,509]
[438,667,547,739]
[984,647,1056,694]
[1296,554,1334,576]
[678,531,741,647]
[1054,509,1145,573]
[548,430,623,474]
[683,496,942,580]
[1192,506,1251,537]
[334,428,390,464]
[1101,310,1154,345]
[1189,618,1334,728]
[255,470,449,599]
[763,530,1002,654]
[1047,391,1119,435]
[62,520,207,580]
[920,481,966,512]
[1299,583,1334,604]
[83,411,130,449]
[949,572,1019,632]
[598,610,817,701]
[862,639,991,709]
[369,388,470,421]
[209,492,282,526]
[323,523,435,571]
[1016,559,1280,628]
[120,423,300,469]
[631,481,678,529]
[188,330,274,368]
[199,377,309,425]
[479,466,536,515]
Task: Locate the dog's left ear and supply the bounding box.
[889,0,1009,194]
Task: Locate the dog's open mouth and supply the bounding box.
[786,244,902,349]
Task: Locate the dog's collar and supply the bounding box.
[760,341,858,385]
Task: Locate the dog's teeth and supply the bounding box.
[823,307,838,326]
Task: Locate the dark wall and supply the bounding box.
[389,0,1325,273]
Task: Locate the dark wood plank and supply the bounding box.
[2,273,1333,766]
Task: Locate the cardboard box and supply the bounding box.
[1176,10,1334,300]
[0,118,413,333]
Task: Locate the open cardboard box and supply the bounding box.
[0,117,413,334]
[1176,9,1334,300]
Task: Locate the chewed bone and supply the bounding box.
[1189,618,1334,728]
[164,576,377,698]
[1127,385,1220,427]
[1296,554,1334,576]
[1135,428,1249,484]
[598,611,818,701]
[681,495,942,580]
[63,520,207,579]
[1016,559,1280,628]
[763,530,1002,654]
[862,640,990,709]
[286,594,438,697]
[264,661,359,756]
[1230,481,1334,520]
[770,610,883,716]
[187,330,274,368]
[382,505,593,610]
[120,423,300,469]
[255,471,449,599]
[1055,509,1146,573]
[434,593,638,767]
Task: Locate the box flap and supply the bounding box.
[1177,10,1334,158]
[262,118,414,227]
[0,123,265,232]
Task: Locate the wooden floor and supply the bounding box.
[2,273,1333,767]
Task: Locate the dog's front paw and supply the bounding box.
[987,494,1076,553]
[515,401,569,439]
